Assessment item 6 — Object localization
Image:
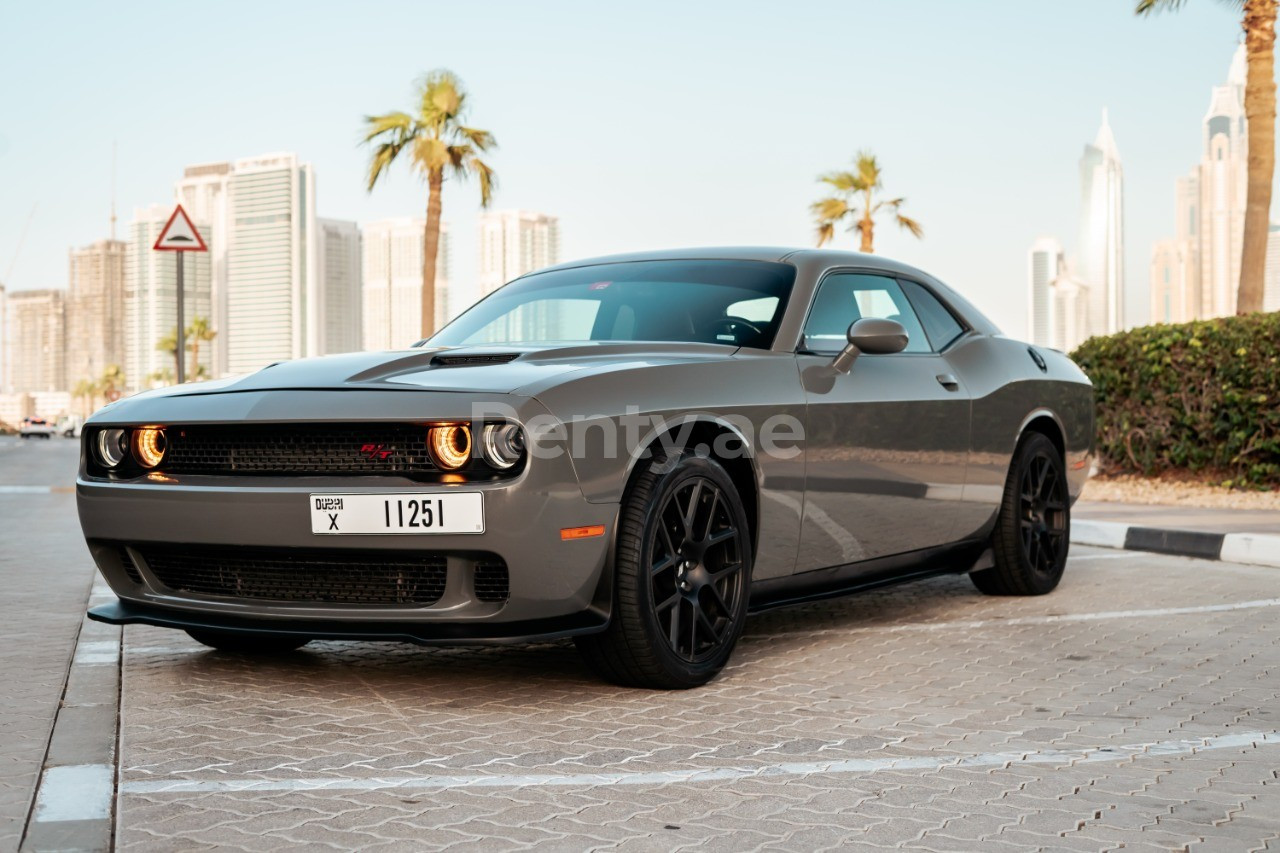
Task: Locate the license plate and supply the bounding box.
[310,493,484,535]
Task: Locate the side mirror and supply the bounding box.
[831,317,909,373]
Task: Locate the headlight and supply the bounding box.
[429,425,471,470]
[132,427,167,468]
[481,423,525,469]
[95,428,129,468]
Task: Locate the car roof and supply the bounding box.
[525,247,1002,338]
[535,246,934,279]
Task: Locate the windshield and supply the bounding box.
[430,259,796,349]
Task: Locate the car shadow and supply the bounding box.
[128,571,990,702]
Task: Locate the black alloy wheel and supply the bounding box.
[575,450,752,688]
[1019,450,1068,575]
[971,431,1070,596]
[648,476,747,663]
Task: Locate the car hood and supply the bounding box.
[128,342,739,400]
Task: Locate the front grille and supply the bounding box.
[474,558,510,602]
[138,544,449,605]
[163,424,439,476]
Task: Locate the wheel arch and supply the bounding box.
[620,415,761,560]
[1017,408,1067,462]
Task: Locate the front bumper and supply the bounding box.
[77,405,618,643]
[86,598,608,645]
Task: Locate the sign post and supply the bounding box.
[152,204,207,384]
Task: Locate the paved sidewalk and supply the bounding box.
[1075,500,1280,535]
[0,438,95,850]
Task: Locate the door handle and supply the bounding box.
[936,374,960,391]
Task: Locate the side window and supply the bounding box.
[899,280,965,351]
[803,273,931,354]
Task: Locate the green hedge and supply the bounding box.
[1070,313,1280,487]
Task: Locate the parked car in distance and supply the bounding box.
[77,248,1094,689]
[19,417,56,439]
[58,416,85,438]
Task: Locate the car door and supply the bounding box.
[795,272,972,572]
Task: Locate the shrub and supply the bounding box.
[1070,313,1280,487]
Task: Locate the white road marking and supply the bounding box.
[33,764,114,821]
[766,598,1280,638]
[1069,552,1143,560]
[0,485,53,494]
[74,638,121,666]
[120,731,1280,794]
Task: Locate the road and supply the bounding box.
[5,436,1280,851]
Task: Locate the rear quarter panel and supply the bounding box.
[947,336,1094,541]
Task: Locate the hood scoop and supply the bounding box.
[430,353,522,367]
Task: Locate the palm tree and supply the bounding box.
[98,364,125,402]
[1137,0,1276,314]
[811,151,923,252]
[363,70,497,338]
[156,330,179,382]
[185,316,216,379]
[72,378,96,415]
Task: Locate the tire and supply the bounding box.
[575,450,752,689]
[186,628,311,654]
[971,432,1069,596]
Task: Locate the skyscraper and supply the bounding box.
[224,153,318,375]
[361,218,451,350]
[477,210,560,297]
[1027,237,1066,347]
[175,161,231,376]
[1149,239,1196,325]
[4,289,66,394]
[64,239,126,388]
[318,219,362,355]
[1049,272,1090,353]
[1077,110,1125,338]
[175,153,318,376]
[1150,45,1252,322]
[1265,225,1280,312]
[1198,46,1248,318]
[123,205,214,390]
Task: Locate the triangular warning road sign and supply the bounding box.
[153,204,208,252]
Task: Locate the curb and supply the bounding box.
[22,579,120,853]
[1072,519,1280,568]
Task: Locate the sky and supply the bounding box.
[0,0,1262,339]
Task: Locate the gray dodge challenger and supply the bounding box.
[78,248,1093,688]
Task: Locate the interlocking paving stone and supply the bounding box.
[0,439,94,849]
[97,545,1280,849]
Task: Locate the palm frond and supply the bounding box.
[811,197,850,222]
[412,136,450,172]
[896,213,924,239]
[817,170,864,192]
[365,141,405,190]
[361,111,413,143]
[854,150,882,189]
[470,157,497,207]
[417,69,464,124]
[362,69,498,205]
[1135,0,1188,13]
[815,221,835,247]
[457,125,496,151]
[445,143,472,171]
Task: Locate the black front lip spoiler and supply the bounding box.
[87,600,609,646]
